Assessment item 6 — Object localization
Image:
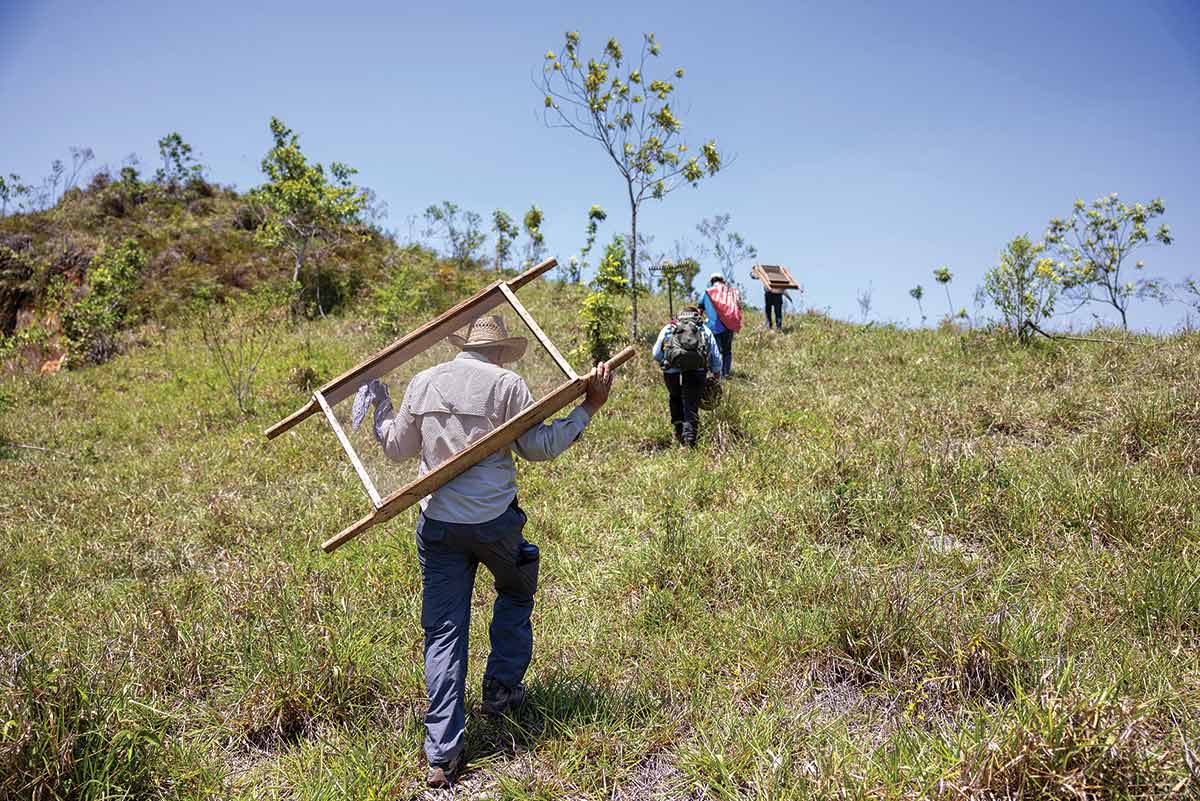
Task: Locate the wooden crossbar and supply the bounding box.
[321,345,636,553]
[264,257,558,440]
[314,390,382,508]
[499,283,576,380]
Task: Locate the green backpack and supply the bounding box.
[664,314,707,371]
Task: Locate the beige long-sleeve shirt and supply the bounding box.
[378,350,591,523]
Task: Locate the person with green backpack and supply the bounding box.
[651,305,723,447]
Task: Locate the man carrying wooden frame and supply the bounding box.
[351,314,614,788]
[352,314,614,786]
[265,258,632,788]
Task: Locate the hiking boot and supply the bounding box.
[481,677,526,717]
[681,423,697,448]
[426,752,464,790]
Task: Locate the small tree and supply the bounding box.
[697,213,756,285]
[577,204,608,278]
[909,285,926,324]
[154,132,204,191]
[63,147,94,197]
[559,204,609,285]
[856,285,873,323]
[35,159,66,210]
[540,31,722,337]
[1045,194,1173,329]
[670,238,702,298]
[252,117,367,317]
[932,266,955,319]
[492,210,519,272]
[1172,278,1200,324]
[195,285,288,415]
[522,205,547,267]
[1181,278,1200,304]
[0,175,31,216]
[579,236,630,364]
[979,235,1059,344]
[424,201,486,270]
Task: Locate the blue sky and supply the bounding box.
[2,0,1198,330]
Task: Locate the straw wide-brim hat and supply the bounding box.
[449,315,528,363]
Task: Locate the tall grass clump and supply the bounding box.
[0,642,171,800]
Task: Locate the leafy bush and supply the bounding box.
[978,235,1059,344]
[61,239,145,366]
[0,325,55,372]
[370,251,481,338]
[297,262,360,319]
[578,236,629,364]
[232,201,263,231]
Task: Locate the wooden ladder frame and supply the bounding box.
[265,257,635,553]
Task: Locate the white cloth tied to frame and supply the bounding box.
[351,379,393,445]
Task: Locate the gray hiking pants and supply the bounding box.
[415,502,538,766]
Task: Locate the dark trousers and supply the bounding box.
[765,291,784,329]
[664,369,706,446]
[416,502,537,766]
[714,330,734,377]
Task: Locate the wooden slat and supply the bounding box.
[264,257,558,440]
[314,390,382,509]
[265,398,320,440]
[499,283,576,380]
[321,344,637,553]
[775,265,800,290]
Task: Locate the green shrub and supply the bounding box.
[298,261,360,318]
[0,324,54,372]
[61,239,145,366]
[978,235,1059,344]
[370,251,481,338]
[578,236,629,364]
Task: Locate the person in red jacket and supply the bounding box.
[699,273,742,377]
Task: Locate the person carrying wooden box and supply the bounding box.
[750,265,800,331]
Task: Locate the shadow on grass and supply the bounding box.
[463,669,660,765]
[635,433,676,453]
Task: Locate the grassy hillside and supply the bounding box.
[0,175,414,371]
[2,277,1199,798]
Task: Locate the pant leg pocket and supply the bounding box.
[482,532,536,602]
[517,542,539,598]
